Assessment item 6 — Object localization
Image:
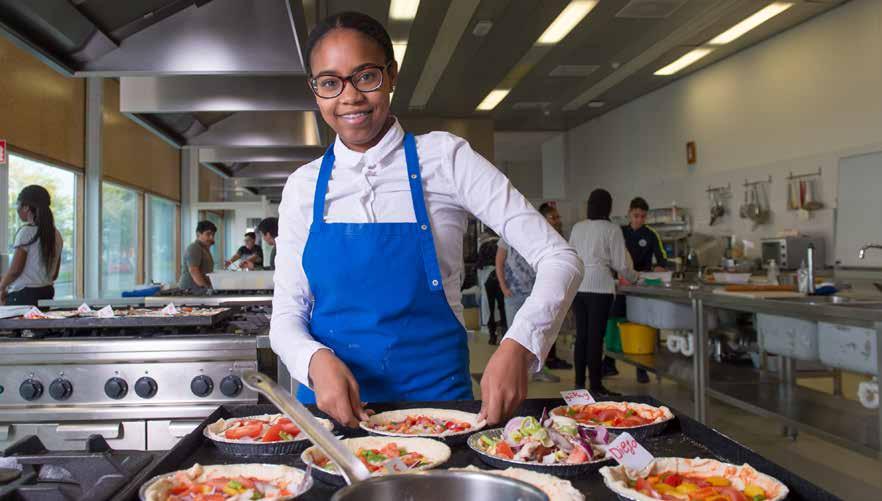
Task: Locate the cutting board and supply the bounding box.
[711,289,806,299]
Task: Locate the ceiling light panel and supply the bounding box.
[654,48,713,76]
[537,1,599,45]
[709,2,794,45]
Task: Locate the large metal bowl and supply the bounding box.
[467,428,613,478]
[331,470,548,501]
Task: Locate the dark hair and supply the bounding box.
[305,11,394,74]
[587,189,613,221]
[196,220,217,234]
[629,197,649,212]
[16,185,57,271]
[257,217,279,238]
[244,231,256,240]
[538,202,557,217]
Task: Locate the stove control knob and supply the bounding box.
[104,377,128,400]
[19,379,43,401]
[190,375,214,397]
[49,378,73,400]
[135,377,158,399]
[220,375,243,397]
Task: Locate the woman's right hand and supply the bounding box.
[308,349,369,427]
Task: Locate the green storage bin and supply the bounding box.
[605,316,625,353]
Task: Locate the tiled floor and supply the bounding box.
[467,331,880,500]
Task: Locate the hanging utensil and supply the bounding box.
[240,370,548,501]
[804,177,824,210]
[739,188,749,219]
[799,180,806,209]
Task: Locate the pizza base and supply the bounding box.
[142,463,307,501]
[553,402,674,428]
[599,457,789,501]
[204,414,333,444]
[359,408,486,438]
[301,436,451,476]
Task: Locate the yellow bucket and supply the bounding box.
[618,322,658,355]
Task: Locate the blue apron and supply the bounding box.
[296,132,473,404]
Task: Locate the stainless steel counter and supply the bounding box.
[619,282,882,462]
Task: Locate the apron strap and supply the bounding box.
[311,143,336,231]
[403,133,445,293]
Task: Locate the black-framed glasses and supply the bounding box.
[309,63,392,99]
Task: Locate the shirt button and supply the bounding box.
[410,174,417,180]
[432,279,439,286]
[421,224,428,230]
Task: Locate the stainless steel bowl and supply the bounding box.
[331,470,548,501]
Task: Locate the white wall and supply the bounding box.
[563,0,882,264]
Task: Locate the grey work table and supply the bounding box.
[619,282,882,461]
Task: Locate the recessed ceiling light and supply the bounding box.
[476,89,510,111]
[389,0,421,21]
[393,43,408,68]
[654,48,713,76]
[709,2,794,45]
[537,1,599,45]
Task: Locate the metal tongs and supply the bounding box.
[241,370,371,484]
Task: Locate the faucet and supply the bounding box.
[859,244,882,260]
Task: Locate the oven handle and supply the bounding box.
[167,420,202,438]
[56,422,122,440]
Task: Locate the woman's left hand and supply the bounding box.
[478,339,532,425]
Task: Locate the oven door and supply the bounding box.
[761,241,783,267]
[0,421,147,450]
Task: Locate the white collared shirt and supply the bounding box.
[270,119,584,387]
[569,219,638,294]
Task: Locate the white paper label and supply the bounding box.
[560,389,595,406]
[77,303,92,313]
[162,303,179,315]
[24,306,46,319]
[383,457,408,473]
[97,305,116,318]
[607,432,654,471]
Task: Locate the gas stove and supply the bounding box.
[0,308,270,451]
[0,435,153,501]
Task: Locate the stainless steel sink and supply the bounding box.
[771,296,882,308]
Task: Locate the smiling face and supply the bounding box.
[309,28,397,152]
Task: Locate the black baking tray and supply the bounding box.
[0,306,237,331]
[113,397,841,501]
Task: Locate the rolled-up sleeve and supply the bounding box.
[444,134,584,372]
[269,173,329,388]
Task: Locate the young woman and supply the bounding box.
[568,189,638,397]
[269,11,582,427]
[0,185,63,305]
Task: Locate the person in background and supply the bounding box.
[0,185,63,305]
[477,229,506,345]
[537,203,573,371]
[496,202,572,382]
[257,217,279,270]
[569,189,638,397]
[226,232,264,270]
[605,197,668,383]
[180,220,217,291]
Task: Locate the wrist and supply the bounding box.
[499,338,534,364]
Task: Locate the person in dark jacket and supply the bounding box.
[257,217,279,270]
[606,197,668,382]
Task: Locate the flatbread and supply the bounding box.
[600,457,789,501]
[360,408,486,438]
[553,402,674,428]
[454,466,584,501]
[141,463,308,501]
[204,414,333,444]
[301,436,451,477]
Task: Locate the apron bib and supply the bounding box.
[296,133,473,403]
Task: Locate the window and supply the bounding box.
[146,195,178,285]
[101,182,140,296]
[7,154,78,298]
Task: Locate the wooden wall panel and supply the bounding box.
[0,36,85,169]
[199,165,226,202]
[102,80,181,201]
[397,116,495,163]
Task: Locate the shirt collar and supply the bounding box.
[332,118,404,168]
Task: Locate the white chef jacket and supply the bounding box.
[270,119,583,387]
